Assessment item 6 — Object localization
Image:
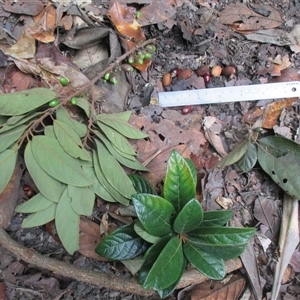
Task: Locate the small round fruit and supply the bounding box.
[49,99,59,107]
[122,64,134,72]
[171,67,181,77]
[104,73,110,80]
[134,55,144,65]
[222,65,237,78]
[143,51,152,59]
[181,105,192,115]
[203,73,211,84]
[196,65,209,77]
[211,65,223,77]
[145,44,156,53]
[109,75,118,85]
[70,97,77,105]
[60,76,69,86]
[128,54,135,64]
[136,11,141,19]
[162,73,171,87]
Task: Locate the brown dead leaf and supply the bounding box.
[0,156,23,228]
[257,55,291,76]
[243,106,264,124]
[188,274,246,300]
[0,282,7,300]
[261,98,296,129]
[3,0,45,16]
[219,3,283,32]
[269,68,300,83]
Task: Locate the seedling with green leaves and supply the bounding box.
[95,150,255,298]
[0,88,148,255]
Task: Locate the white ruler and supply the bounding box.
[158,81,300,107]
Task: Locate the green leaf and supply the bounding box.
[183,241,225,280]
[83,166,117,202]
[141,236,183,290]
[132,194,175,237]
[95,140,136,199]
[0,116,9,125]
[218,139,249,168]
[55,188,80,255]
[0,125,26,153]
[97,118,148,139]
[15,193,55,213]
[134,220,161,244]
[97,121,136,155]
[31,136,93,187]
[95,223,149,260]
[155,258,187,298]
[184,158,197,186]
[21,203,57,228]
[0,88,56,115]
[68,185,95,216]
[173,198,203,234]
[95,132,147,171]
[112,144,136,160]
[121,257,144,275]
[201,210,233,227]
[96,111,132,122]
[129,174,156,194]
[93,151,129,205]
[75,97,92,117]
[237,140,257,172]
[53,120,91,161]
[187,227,255,259]
[56,107,87,138]
[44,125,56,138]
[24,142,62,202]
[0,149,18,194]
[163,150,196,212]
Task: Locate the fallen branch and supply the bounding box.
[0,226,242,296]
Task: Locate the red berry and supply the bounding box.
[171,67,181,77]
[181,105,192,115]
[203,73,211,84]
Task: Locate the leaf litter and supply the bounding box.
[0,0,300,299]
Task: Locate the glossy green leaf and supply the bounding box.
[96,111,132,122]
[173,198,203,234]
[258,148,300,199]
[54,120,91,161]
[55,188,80,255]
[237,140,257,172]
[132,194,175,237]
[187,227,256,259]
[56,107,87,138]
[141,236,183,290]
[163,150,196,212]
[44,125,56,138]
[134,221,161,244]
[95,140,136,199]
[97,118,148,139]
[183,242,225,280]
[156,258,187,298]
[21,203,57,228]
[95,132,147,171]
[0,125,26,153]
[218,139,249,168]
[75,97,92,117]
[68,185,95,216]
[83,166,117,202]
[184,158,197,186]
[201,210,233,227]
[24,142,62,202]
[15,193,54,213]
[0,88,56,115]
[129,174,156,194]
[95,223,149,260]
[31,136,93,187]
[97,121,136,155]
[0,112,41,134]
[93,151,129,205]
[0,149,18,194]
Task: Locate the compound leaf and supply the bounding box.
[95,223,149,260]
[55,188,80,255]
[31,136,93,187]
[132,194,175,237]
[0,125,26,153]
[0,88,56,116]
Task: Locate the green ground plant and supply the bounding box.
[95,150,255,298]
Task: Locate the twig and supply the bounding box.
[0,226,242,296]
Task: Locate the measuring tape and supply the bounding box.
[158,81,300,107]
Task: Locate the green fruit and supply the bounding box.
[134,55,144,65]
[145,44,156,53]
[136,11,141,19]
[143,51,152,59]
[70,97,77,105]
[109,75,118,85]
[60,76,69,86]
[128,54,135,64]
[49,99,59,107]
[104,73,110,80]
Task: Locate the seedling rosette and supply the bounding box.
[95,150,255,297]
